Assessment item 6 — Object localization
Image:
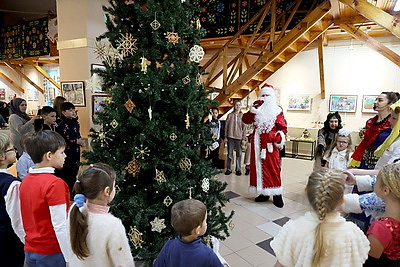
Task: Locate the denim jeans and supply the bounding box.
[227,138,242,172]
[25,251,65,267]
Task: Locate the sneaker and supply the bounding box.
[255,194,270,202]
[245,169,250,175]
[236,170,242,176]
[224,170,232,175]
[273,195,284,208]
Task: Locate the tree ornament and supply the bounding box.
[94,41,122,67]
[134,144,150,159]
[182,76,190,85]
[115,184,121,195]
[196,17,201,29]
[189,45,205,63]
[125,0,135,4]
[128,226,144,249]
[155,169,166,184]
[185,112,190,129]
[86,73,103,93]
[156,61,162,69]
[150,13,161,31]
[228,220,235,230]
[140,56,148,74]
[179,157,192,171]
[169,133,177,141]
[203,235,211,247]
[188,186,193,199]
[126,157,141,176]
[148,106,152,120]
[116,33,138,57]
[163,196,173,207]
[150,217,166,233]
[110,119,119,128]
[165,32,180,45]
[196,73,202,85]
[92,129,113,147]
[124,98,136,113]
[201,178,210,192]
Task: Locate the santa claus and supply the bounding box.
[242,83,287,207]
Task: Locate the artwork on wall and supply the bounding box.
[61,81,86,107]
[0,89,5,100]
[27,88,39,101]
[92,94,110,119]
[362,95,378,113]
[329,95,357,113]
[21,17,49,57]
[287,95,311,111]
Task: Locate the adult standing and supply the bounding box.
[242,84,287,207]
[53,96,66,126]
[315,112,342,168]
[224,100,247,176]
[0,101,10,127]
[9,98,36,157]
[350,92,399,169]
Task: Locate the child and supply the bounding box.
[364,163,400,266]
[0,133,25,266]
[56,102,85,193]
[270,168,369,267]
[153,199,223,267]
[68,163,135,266]
[323,127,353,171]
[34,106,57,132]
[20,130,69,266]
[16,134,34,179]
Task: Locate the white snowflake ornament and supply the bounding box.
[86,73,103,93]
[150,217,166,233]
[201,178,210,192]
[47,17,58,43]
[189,45,205,63]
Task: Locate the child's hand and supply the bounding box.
[343,170,356,185]
[77,138,86,147]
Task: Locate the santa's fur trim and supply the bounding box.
[254,129,263,189]
[249,185,283,196]
[274,131,286,150]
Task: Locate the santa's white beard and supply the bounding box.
[254,96,281,133]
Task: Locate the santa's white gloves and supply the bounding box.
[261,149,267,159]
[267,143,273,153]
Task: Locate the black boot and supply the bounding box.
[273,195,284,208]
[255,194,270,202]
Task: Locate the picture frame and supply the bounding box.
[287,95,311,111]
[362,95,378,113]
[91,64,106,72]
[92,94,110,119]
[329,95,357,113]
[61,81,86,107]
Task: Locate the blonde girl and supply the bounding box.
[323,128,353,171]
[271,168,369,266]
[68,163,135,266]
[364,164,400,266]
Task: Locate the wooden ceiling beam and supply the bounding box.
[0,72,25,93]
[317,36,326,99]
[339,0,400,39]
[340,23,400,66]
[4,61,45,94]
[25,59,61,90]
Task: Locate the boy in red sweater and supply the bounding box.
[20,130,69,266]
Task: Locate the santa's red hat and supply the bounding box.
[260,83,275,96]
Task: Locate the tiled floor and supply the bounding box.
[217,157,314,267]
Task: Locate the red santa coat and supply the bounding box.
[242,111,287,195]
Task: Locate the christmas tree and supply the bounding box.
[84,0,233,264]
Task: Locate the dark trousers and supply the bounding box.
[0,231,24,267]
[55,156,79,194]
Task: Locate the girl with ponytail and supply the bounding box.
[270,168,369,266]
[68,163,135,266]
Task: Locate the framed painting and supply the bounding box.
[61,81,86,107]
[362,95,378,113]
[287,95,311,111]
[329,95,357,113]
[92,94,110,118]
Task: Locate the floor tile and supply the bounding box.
[273,216,290,227]
[256,238,275,256]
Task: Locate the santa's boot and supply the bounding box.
[255,194,270,202]
[273,195,284,208]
